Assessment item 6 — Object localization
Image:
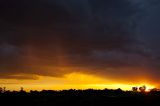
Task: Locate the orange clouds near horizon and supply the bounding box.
[0,72,156,91]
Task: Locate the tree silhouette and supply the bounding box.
[132,87,138,92]
[0,87,160,105]
[139,85,146,92]
[0,87,2,93]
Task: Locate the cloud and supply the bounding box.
[0,0,160,82]
[0,74,38,80]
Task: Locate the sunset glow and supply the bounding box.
[1,0,160,93]
[0,73,155,91]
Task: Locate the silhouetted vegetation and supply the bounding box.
[1,88,160,106]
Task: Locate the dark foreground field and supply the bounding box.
[1,89,160,106]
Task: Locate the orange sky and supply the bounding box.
[1,0,160,93]
[0,72,156,91]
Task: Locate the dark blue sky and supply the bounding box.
[0,0,160,83]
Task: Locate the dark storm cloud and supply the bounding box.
[0,0,160,81]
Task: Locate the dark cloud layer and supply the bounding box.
[0,0,160,82]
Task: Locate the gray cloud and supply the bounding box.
[0,0,160,82]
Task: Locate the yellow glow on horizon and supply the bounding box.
[0,72,156,91]
[86,83,155,91]
[64,72,110,84]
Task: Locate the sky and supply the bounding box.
[0,0,160,91]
